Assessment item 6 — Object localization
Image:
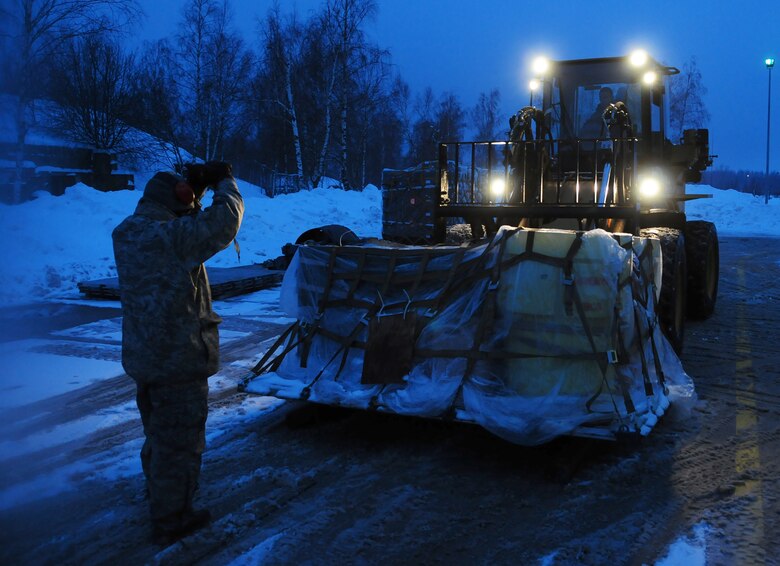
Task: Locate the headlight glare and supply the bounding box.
[490,178,506,197]
[639,177,661,198]
[630,49,648,67]
[532,56,550,75]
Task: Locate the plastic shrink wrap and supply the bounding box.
[245,227,694,445]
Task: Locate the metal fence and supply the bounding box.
[231,160,308,197]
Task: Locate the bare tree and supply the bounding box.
[407,87,438,165]
[260,5,305,181]
[345,43,389,187]
[47,35,135,151]
[128,39,189,169]
[1,0,139,202]
[358,73,407,185]
[669,56,710,142]
[169,0,251,162]
[175,0,219,160]
[436,91,466,143]
[321,0,377,188]
[202,1,253,161]
[308,15,339,185]
[471,89,502,140]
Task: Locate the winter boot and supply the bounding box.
[152,508,212,546]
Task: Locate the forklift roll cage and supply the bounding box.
[431,55,709,241]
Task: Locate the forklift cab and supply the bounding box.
[540,54,675,150]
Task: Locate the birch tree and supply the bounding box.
[175,0,219,160]
[669,56,710,142]
[260,6,305,181]
[320,0,377,188]
[202,1,252,161]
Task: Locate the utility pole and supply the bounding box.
[766,57,774,204]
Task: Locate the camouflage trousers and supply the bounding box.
[135,379,209,526]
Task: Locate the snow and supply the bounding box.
[226,532,285,565]
[0,286,290,412]
[0,338,124,409]
[0,387,283,512]
[685,185,780,237]
[655,522,710,565]
[0,399,138,462]
[0,181,382,306]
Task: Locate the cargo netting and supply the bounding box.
[242,227,694,445]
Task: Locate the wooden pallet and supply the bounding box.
[78,265,284,300]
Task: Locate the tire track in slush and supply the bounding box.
[733,264,766,562]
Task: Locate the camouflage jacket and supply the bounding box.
[112,178,244,384]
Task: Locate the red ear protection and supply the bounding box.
[174,181,195,205]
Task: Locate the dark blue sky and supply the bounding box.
[136,0,778,173]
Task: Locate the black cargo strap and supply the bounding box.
[562,234,583,316]
[632,305,656,398]
[300,247,339,368]
[569,277,629,418]
[646,308,667,389]
[299,308,381,400]
[291,245,471,401]
[514,230,626,416]
[328,262,398,384]
[414,348,620,363]
[443,238,505,419]
[317,247,468,314]
[629,242,667,390]
[633,242,656,307]
[300,339,354,400]
[239,321,303,390]
[409,252,432,297]
[364,247,467,410]
[346,250,367,301]
[317,247,339,313]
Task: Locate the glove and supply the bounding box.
[204,161,233,185]
[184,161,233,198]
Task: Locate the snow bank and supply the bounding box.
[0,181,381,306]
[0,179,776,307]
[685,185,780,237]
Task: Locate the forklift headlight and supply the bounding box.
[639,177,661,198]
[532,56,550,75]
[630,49,648,67]
[490,178,506,197]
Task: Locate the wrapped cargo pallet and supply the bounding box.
[242,227,694,445]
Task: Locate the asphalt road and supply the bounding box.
[0,235,778,565]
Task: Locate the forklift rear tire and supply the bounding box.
[685,220,719,319]
[295,225,359,246]
[641,228,687,355]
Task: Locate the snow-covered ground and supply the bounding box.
[0,176,774,564]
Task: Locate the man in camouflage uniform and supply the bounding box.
[112,164,243,544]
